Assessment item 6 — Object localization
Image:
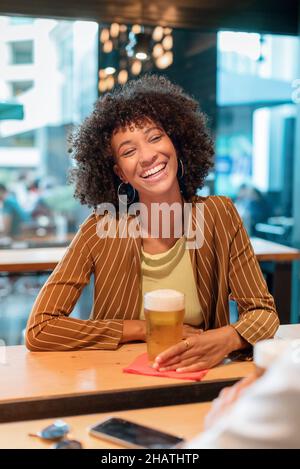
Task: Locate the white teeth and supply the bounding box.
[142,163,166,178]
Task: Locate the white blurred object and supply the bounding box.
[0,278,13,297]
[275,324,300,340]
[254,339,292,370]
[54,213,67,241]
[185,342,300,448]
[0,200,4,232]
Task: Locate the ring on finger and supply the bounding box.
[183,339,190,350]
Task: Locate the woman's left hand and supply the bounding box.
[152,326,243,372]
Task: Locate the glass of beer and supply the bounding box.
[144,289,185,362]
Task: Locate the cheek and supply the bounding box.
[168,147,178,167]
[155,140,177,160]
[165,141,177,160]
[119,160,136,177]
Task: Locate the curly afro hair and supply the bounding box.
[69,74,214,210]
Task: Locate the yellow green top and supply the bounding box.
[140,237,203,326]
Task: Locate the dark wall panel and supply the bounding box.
[0,0,298,35]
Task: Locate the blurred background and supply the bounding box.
[1,1,300,344]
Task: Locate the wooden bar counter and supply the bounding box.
[0,402,211,449]
[0,343,253,423]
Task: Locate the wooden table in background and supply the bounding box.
[0,237,299,322]
[251,237,300,324]
[0,246,66,272]
[0,236,299,272]
[0,238,300,273]
[0,343,253,423]
[250,237,300,261]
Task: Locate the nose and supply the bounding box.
[139,142,158,168]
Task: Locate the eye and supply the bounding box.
[149,134,162,142]
[122,148,135,157]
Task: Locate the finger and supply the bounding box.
[152,353,184,369]
[154,342,198,367]
[204,397,227,429]
[205,384,240,429]
[176,362,207,373]
[236,374,257,394]
[156,344,205,368]
[154,340,191,365]
[158,356,200,371]
[218,386,232,400]
[222,376,256,404]
[222,384,241,405]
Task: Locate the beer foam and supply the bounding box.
[144,289,184,312]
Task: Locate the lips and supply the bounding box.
[141,162,167,179]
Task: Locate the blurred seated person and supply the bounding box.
[184,341,300,449]
[26,179,42,215]
[235,184,271,236]
[9,171,31,209]
[0,183,29,237]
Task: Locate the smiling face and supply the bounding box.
[111,120,181,204]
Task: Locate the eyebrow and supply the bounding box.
[143,126,162,135]
[117,140,133,152]
[117,127,162,153]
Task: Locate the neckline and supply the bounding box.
[141,236,186,273]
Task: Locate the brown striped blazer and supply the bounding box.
[25,196,279,351]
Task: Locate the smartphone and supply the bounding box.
[88,417,185,449]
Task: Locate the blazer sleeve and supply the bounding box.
[25,216,123,351]
[225,197,279,345]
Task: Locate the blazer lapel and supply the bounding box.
[190,201,211,330]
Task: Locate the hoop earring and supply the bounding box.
[178,159,184,179]
[117,182,136,205]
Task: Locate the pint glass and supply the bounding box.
[144,289,185,362]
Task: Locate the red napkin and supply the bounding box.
[123,353,208,381]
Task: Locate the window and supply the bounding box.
[0,131,35,148]
[216,31,298,243]
[9,17,33,25]
[0,16,99,345]
[10,81,34,96]
[10,40,34,64]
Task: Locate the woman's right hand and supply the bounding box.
[120,320,147,343]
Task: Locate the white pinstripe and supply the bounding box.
[111,255,136,320]
[224,199,275,340]
[26,196,279,351]
[93,217,128,307]
[203,198,230,325]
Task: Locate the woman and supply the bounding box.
[25,75,279,372]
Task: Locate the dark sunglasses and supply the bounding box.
[28,419,83,449]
